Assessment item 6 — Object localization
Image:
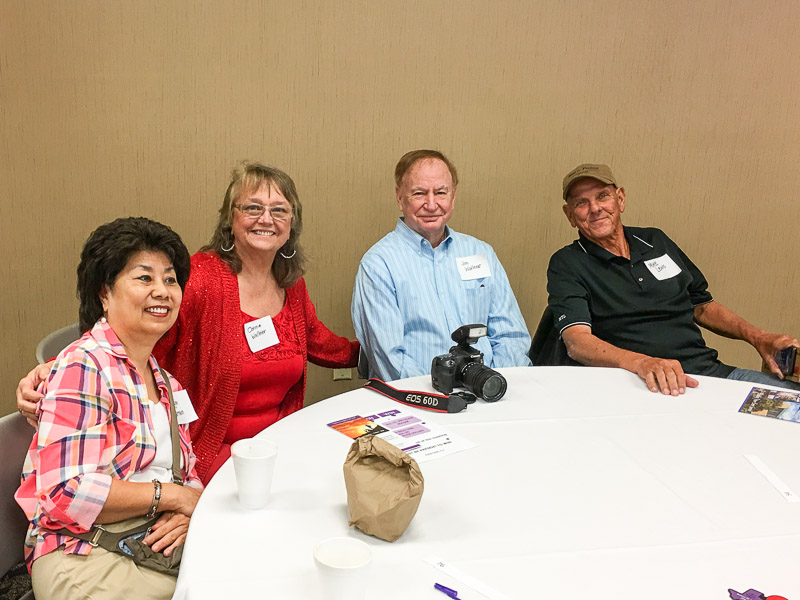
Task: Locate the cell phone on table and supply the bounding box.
[775,346,797,377]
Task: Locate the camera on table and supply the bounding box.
[430,324,508,402]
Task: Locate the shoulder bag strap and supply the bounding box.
[159,367,183,485]
[57,515,160,553]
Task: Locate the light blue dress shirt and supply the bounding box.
[351,218,532,381]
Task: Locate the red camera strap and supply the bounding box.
[363,378,468,413]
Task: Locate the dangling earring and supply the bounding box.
[280,246,296,259]
[221,236,235,252]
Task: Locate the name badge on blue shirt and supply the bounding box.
[456,254,491,280]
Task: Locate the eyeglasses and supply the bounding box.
[234,203,293,221]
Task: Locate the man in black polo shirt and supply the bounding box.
[547,163,800,395]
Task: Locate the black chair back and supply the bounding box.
[528,307,581,367]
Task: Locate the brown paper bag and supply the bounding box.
[343,435,424,542]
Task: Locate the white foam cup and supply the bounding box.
[230,438,278,509]
[312,537,372,600]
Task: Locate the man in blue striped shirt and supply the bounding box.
[351,149,532,382]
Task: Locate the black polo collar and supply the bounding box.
[576,228,655,263]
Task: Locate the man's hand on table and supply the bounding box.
[631,355,699,396]
[562,325,698,396]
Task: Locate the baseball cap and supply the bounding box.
[562,163,617,200]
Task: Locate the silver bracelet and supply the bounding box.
[146,479,162,518]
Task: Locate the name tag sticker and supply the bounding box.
[645,253,682,281]
[172,389,198,425]
[456,254,491,280]
[244,315,280,352]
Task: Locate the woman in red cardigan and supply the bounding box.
[19,162,359,483]
[154,162,359,481]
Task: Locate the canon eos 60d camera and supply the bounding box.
[430,324,508,402]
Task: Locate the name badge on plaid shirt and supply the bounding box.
[173,389,198,424]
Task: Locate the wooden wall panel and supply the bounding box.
[2,0,799,414]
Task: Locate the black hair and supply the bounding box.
[77,217,191,332]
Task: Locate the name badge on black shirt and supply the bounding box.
[644,254,681,281]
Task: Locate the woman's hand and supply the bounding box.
[97,480,203,524]
[144,512,190,557]
[162,483,203,517]
[16,362,53,428]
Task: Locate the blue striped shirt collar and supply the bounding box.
[395,218,453,253]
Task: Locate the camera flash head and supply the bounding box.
[451,324,488,345]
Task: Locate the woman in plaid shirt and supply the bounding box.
[15,218,203,600]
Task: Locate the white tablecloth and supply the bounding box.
[173,367,800,599]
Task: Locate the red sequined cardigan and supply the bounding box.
[154,252,359,482]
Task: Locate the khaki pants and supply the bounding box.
[32,544,177,600]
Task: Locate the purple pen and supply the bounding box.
[434,582,459,598]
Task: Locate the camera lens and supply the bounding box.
[481,375,505,400]
[461,363,507,402]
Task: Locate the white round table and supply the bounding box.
[173,367,800,600]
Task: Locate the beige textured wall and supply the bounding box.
[2,0,799,414]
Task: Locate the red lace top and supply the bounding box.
[224,304,304,444]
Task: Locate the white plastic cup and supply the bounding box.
[312,537,372,600]
[230,438,278,509]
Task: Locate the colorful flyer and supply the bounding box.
[327,415,389,439]
[739,387,800,423]
[327,408,476,462]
